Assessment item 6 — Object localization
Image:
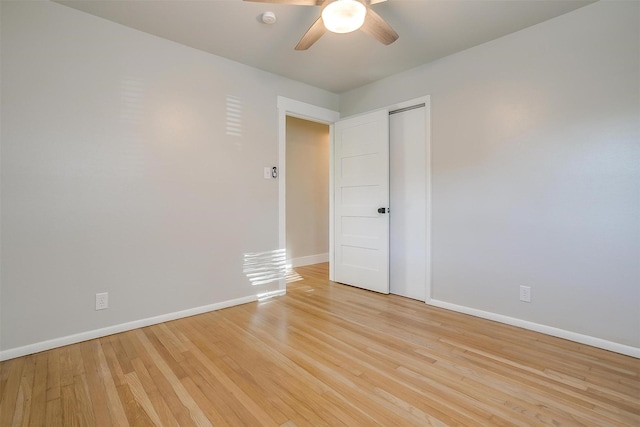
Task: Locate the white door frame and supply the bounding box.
[276,97,340,290]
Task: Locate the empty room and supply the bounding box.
[1,0,638,425]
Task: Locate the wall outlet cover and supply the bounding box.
[96,292,109,310]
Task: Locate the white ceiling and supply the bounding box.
[56,0,595,93]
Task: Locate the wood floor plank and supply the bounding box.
[94,340,130,427]
[99,339,156,427]
[0,263,638,425]
[180,376,229,427]
[45,349,61,402]
[131,354,181,427]
[28,351,49,426]
[135,329,212,427]
[72,373,96,426]
[180,350,255,425]
[79,341,113,426]
[124,370,164,427]
[45,397,62,427]
[114,382,155,427]
[58,347,73,389]
[0,358,26,426]
[60,384,77,427]
[14,355,36,427]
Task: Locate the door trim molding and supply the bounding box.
[276,97,340,288]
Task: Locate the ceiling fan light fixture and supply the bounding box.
[321,0,367,34]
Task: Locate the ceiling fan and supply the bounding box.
[244,0,398,50]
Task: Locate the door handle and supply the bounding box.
[378,207,388,214]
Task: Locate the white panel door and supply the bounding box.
[334,109,389,294]
[390,105,426,300]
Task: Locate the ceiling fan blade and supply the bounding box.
[243,0,323,5]
[295,17,326,50]
[361,8,398,45]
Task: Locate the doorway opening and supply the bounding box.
[285,116,330,269]
[276,97,340,292]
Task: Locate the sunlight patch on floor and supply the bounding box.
[285,266,303,284]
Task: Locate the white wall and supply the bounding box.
[0,0,338,355]
[341,1,640,349]
[285,117,330,264]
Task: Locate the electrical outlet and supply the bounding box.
[519,286,531,303]
[96,292,109,310]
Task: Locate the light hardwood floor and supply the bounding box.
[1,263,638,426]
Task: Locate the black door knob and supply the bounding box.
[378,207,387,214]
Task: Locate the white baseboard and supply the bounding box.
[0,291,284,362]
[289,253,329,268]
[5,291,635,361]
[427,298,640,358]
